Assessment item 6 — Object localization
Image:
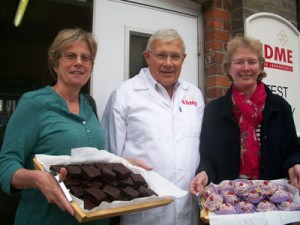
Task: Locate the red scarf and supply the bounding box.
[232,82,267,179]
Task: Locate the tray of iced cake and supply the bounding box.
[33,148,186,222]
[199,179,300,225]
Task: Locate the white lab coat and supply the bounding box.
[101,68,204,225]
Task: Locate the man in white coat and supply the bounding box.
[101,28,204,225]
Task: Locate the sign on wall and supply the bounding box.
[245,12,300,136]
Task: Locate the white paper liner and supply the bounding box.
[35,147,187,213]
[208,179,300,225]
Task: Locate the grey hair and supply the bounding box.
[145,28,186,53]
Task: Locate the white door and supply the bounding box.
[91,0,203,117]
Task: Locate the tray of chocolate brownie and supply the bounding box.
[34,147,186,222]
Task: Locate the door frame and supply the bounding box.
[92,0,204,117]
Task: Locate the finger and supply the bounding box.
[49,184,76,216]
[290,177,300,189]
[55,196,75,216]
[190,178,200,195]
[64,202,75,216]
[139,162,153,171]
[59,167,68,181]
[189,182,196,195]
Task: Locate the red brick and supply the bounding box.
[206,87,225,98]
[205,40,223,52]
[213,19,223,29]
[206,75,231,87]
[206,64,223,75]
[212,8,230,20]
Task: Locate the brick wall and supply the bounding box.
[202,0,231,104]
[198,0,298,103]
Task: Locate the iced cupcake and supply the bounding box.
[256,199,277,212]
[216,203,238,215]
[233,179,253,197]
[236,200,255,213]
[203,183,218,199]
[244,189,264,204]
[222,190,240,205]
[269,189,290,203]
[218,180,234,192]
[278,199,300,211]
[254,180,277,196]
[204,193,223,211]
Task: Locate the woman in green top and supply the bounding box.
[0,28,108,225]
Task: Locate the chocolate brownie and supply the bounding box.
[82,197,97,210]
[83,180,103,188]
[102,178,119,187]
[50,162,155,210]
[101,167,116,181]
[95,162,114,170]
[64,177,81,188]
[85,186,107,205]
[122,186,140,200]
[81,164,101,181]
[65,165,81,177]
[112,163,131,178]
[103,184,121,201]
[138,185,157,197]
[70,186,86,197]
[49,164,64,173]
[131,173,147,187]
[119,176,134,187]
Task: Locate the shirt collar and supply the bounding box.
[145,68,181,91]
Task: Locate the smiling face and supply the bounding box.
[53,41,93,90]
[143,39,186,93]
[226,47,263,95]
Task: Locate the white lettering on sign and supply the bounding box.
[264,44,293,72]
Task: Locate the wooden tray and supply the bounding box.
[33,158,173,222]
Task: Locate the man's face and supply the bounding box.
[143,39,186,91]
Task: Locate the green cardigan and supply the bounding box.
[0,86,108,225]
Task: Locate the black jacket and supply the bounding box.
[197,84,300,184]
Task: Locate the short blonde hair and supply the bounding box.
[222,35,266,81]
[48,28,98,80]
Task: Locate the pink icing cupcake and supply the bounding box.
[233,179,253,197]
[254,180,277,196]
[216,203,238,215]
[204,193,223,211]
[221,190,240,205]
[269,189,290,203]
[256,199,277,212]
[218,180,234,192]
[278,199,300,211]
[236,200,255,213]
[244,189,264,204]
[203,183,218,199]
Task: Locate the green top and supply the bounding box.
[0,86,108,225]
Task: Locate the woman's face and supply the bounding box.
[53,41,93,90]
[226,47,263,94]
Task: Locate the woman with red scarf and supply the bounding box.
[190,35,300,194]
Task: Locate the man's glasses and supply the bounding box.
[149,51,185,61]
[61,52,94,64]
